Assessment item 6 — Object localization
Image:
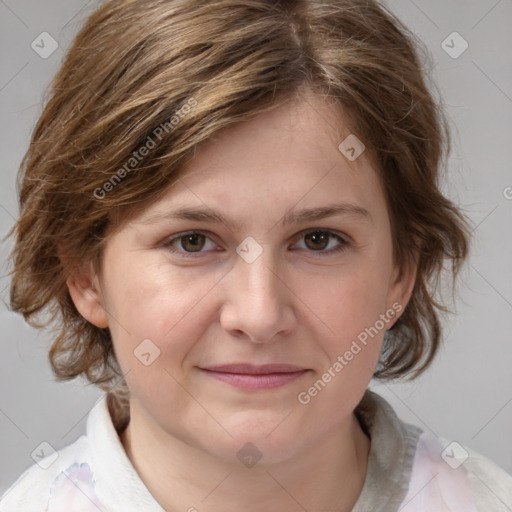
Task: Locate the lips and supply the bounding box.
[199,363,309,390]
[203,363,305,374]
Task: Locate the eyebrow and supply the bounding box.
[138,202,372,230]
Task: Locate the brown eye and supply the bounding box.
[294,229,349,255]
[163,231,217,257]
[163,229,349,259]
[303,231,331,251]
[180,233,206,252]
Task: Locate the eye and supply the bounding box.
[292,229,349,255]
[162,229,350,258]
[162,231,217,257]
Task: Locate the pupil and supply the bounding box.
[306,232,328,250]
[183,234,204,251]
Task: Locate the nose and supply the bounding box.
[219,246,296,344]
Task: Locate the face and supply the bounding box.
[68,90,415,464]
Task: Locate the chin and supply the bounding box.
[208,435,304,468]
[213,415,310,466]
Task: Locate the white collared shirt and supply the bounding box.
[1,389,511,511]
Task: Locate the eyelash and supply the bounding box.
[161,229,350,258]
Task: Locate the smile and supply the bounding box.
[199,364,310,390]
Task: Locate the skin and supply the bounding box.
[65,89,417,512]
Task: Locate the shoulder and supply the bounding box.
[0,395,114,512]
[400,429,512,511]
[0,436,102,511]
[462,440,512,511]
[1,394,162,512]
[358,390,512,512]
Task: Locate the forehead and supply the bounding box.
[129,92,388,232]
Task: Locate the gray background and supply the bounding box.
[1,0,511,495]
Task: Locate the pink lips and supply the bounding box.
[199,364,308,390]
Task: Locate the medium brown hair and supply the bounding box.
[4,0,471,410]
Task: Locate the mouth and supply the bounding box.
[198,363,310,390]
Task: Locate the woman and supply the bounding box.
[2,0,511,510]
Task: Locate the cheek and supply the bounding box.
[103,260,220,414]
[293,263,393,418]
[299,261,391,337]
[104,256,223,371]
[292,245,394,380]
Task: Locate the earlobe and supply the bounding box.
[64,259,109,329]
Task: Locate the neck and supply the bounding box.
[119,399,371,512]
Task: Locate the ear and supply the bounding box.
[386,252,418,321]
[58,246,109,329]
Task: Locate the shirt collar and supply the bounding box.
[86,394,165,511]
[352,388,423,511]
[86,388,422,512]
